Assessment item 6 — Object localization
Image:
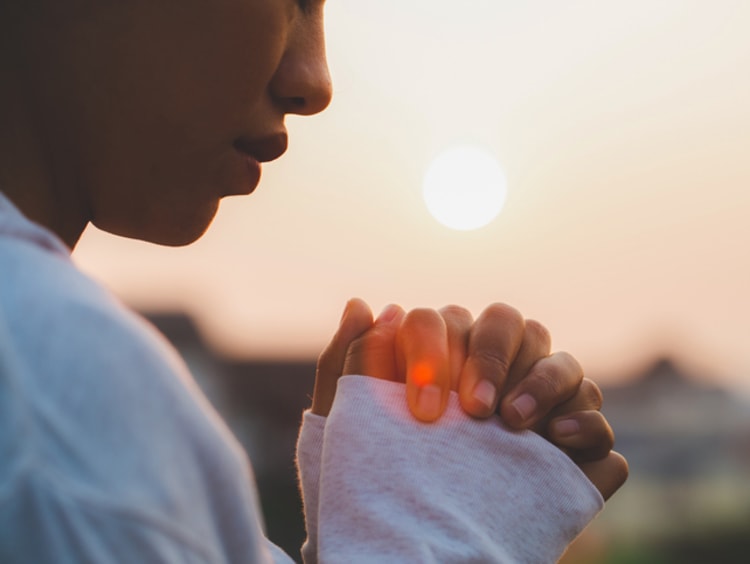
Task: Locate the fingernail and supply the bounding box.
[553,419,580,437]
[417,385,442,420]
[377,304,400,324]
[472,380,497,410]
[511,393,537,422]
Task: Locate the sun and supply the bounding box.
[422,145,507,231]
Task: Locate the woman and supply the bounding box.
[0,1,626,562]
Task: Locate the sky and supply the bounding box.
[73,0,750,394]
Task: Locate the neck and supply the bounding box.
[0,45,88,249]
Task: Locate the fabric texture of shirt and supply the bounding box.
[0,191,602,563]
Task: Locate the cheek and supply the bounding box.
[82,1,291,148]
[158,2,291,123]
[106,5,290,175]
[80,3,292,242]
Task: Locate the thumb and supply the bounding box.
[312,298,373,416]
[342,303,405,380]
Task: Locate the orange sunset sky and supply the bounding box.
[73,0,750,394]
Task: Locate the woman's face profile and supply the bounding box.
[4,0,332,246]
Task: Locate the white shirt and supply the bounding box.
[0,191,601,563]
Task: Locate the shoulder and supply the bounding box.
[0,234,242,502]
[0,243,261,549]
[0,217,268,558]
[0,239,215,450]
[0,232,183,384]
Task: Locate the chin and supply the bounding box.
[93,201,220,247]
[141,225,213,247]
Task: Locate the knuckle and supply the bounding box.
[402,307,441,328]
[575,411,615,458]
[604,433,616,452]
[531,365,565,399]
[580,378,604,409]
[483,303,524,327]
[472,349,512,378]
[439,304,473,322]
[398,308,446,351]
[524,319,551,349]
[615,452,630,482]
[557,351,584,377]
[543,351,584,390]
[596,415,616,451]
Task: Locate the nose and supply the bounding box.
[270,17,333,117]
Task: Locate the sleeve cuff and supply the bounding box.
[317,375,603,562]
[296,410,326,563]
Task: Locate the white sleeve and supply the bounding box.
[296,410,326,563]
[297,376,603,564]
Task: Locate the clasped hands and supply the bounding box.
[313,299,628,500]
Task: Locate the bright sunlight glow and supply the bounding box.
[422,145,508,231]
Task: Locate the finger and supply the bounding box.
[577,451,629,501]
[500,351,583,430]
[438,305,473,391]
[534,378,603,436]
[495,320,551,425]
[501,319,551,393]
[548,410,615,462]
[396,308,450,423]
[458,303,525,418]
[312,298,374,416]
[548,377,604,414]
[342,303,405,380]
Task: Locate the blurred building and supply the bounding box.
[569,358,750,563]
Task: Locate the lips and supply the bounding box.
[229,132,288,195]
[233,131,288,163]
